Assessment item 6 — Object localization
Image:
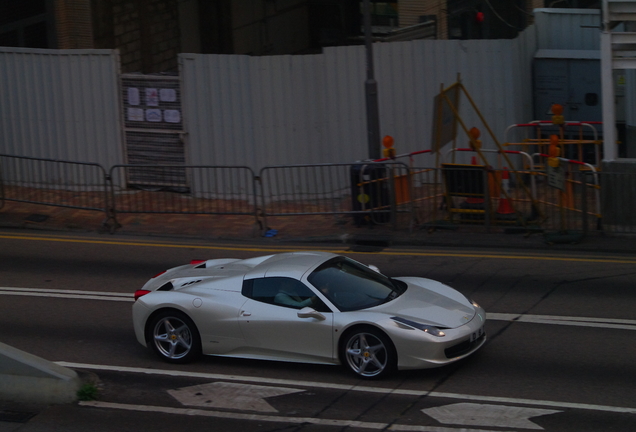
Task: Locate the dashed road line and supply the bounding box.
[4,287,636,331]
[0,286,132,302]
[487,312,636,331]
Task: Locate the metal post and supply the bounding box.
[581,172,588,238]
[601,30,617,161]
[484,167,490,232]
[388,165,397,230]
[363,0,381,160]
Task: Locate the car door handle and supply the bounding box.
[241,311,252,317]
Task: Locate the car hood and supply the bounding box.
[373,277,476,328]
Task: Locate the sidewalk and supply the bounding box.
[1,200,636,254]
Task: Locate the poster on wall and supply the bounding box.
[145,109,162,122]
[160,88,177,102]
[164,110,181,123]
[145,88,159,106]
[127,107,144,121]
[127,88,140,106]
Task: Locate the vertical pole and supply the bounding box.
[581,172,588,238]
[484,167,490,232]
[388,165,397,230]
[601,16,617,160]
[363,0,381,160]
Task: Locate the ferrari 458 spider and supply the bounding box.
[133,251,486,378]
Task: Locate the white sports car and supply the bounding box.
[133,251,486,378]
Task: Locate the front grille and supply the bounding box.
[444,333,485,358]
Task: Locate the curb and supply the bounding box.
[0,342,82,405]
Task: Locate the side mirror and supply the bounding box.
[297,307,326,320]
[368,264,381,273]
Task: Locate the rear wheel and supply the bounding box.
[148,310,201,364]
[340,327,396,379]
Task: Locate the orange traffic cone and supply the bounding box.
[497,167,515,215]
[466,157,485,204]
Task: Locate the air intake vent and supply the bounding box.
[157,282,173,291]
[180,280,202,287]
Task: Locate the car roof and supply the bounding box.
[243,251,337,280]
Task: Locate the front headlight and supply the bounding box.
[391,316,446,337]
[470,299,480,308]
[421,325,446,337]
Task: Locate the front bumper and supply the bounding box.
[392,306,487,370]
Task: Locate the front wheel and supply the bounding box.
[340,327,396,379]
[148,310,202,364]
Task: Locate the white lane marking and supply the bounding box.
[79,401,513,432]
[6,286,636,332]
[169,382,304,413]
[487,313,636,331]
[0,286,133,302]
[422,403,561,430]
[60,362,636,415]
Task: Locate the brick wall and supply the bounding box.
[399,0,447,39]
[112,0,181,73]
[55,0,94,49]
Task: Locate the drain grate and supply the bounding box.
[0,410,37,423]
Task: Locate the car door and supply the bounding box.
[238,277,334,364]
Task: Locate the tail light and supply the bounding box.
[191,259,206,265]
[152,270,166,278]
[134,290,151,301]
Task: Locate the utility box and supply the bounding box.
[533,50,627,158]
[533,51,604,123]
[350,164,390,226]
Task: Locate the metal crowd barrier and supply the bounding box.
[0,153,110,220]
[599,171,636,234]
[409,165,600,237]
[258,162,413,231]
[108,164,259,230]
[2,153,634,236]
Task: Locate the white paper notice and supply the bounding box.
[128,107,144,121]
[164,109,181,123]
[145,109,162,122]
[145,88,159,106]
[160,88,177,102]
[127,88,140,105]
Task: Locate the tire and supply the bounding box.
[148,310,202,364]
[339,327,396,379]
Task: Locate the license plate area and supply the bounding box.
[470,326,484,343]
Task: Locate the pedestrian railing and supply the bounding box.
[0,153,110,221]
[599,171,636,234]
[0,153,630,237]
[108,164,259,231]
[258,162,413,231]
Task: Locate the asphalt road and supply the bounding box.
[1,230,635,432]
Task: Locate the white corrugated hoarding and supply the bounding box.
[181,27,536,170]
[0,47,124,168]
[534,8,601,51]
[1,29,538,172]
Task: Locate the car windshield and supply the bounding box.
[307,257,406,311]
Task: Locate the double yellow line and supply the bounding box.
[2,232,636,264]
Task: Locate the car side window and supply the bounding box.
[242,277,330,312]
